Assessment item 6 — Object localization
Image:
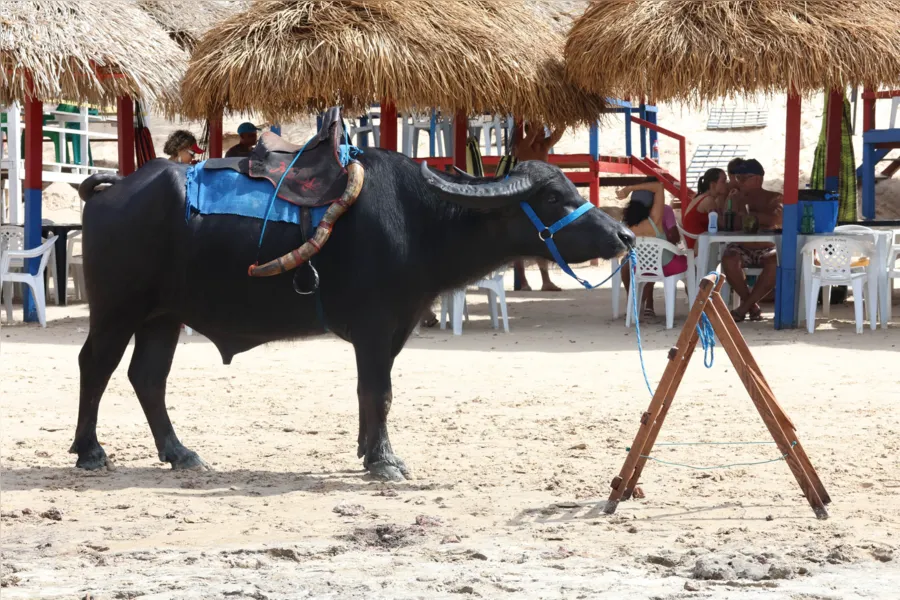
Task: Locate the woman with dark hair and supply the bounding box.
[163,130,204,164]
[682,167,729,249]
[616,181,687,318]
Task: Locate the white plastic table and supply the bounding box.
[694,231,783,295]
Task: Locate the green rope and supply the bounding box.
[628,441,797,471]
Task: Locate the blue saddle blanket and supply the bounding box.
[185,161,326,226]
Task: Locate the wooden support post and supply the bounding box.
[23,90,43,323]
[606,274,830,519]
[453,110,468,171]
[208,112,223,159]
[116,96,135,175]
[379,100,398,151]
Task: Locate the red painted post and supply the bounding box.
[824,88,843,190]
[678,136,687,207]
[116,96,135,175]
[453,110,468,171]
[23,90,43,322]
[862,87,875,133]
[208,112,223,158]
[379,100,398,151]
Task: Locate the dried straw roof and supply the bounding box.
[0,0,188,107]
[181,0,608,125]
[135,0,250,50]
[565,0,900,103]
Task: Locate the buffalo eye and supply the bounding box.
[546,195,559,204]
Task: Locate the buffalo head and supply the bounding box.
[420,160,634,263]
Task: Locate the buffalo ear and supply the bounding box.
[420,161,533,209]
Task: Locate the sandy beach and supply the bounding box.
[2,267,899,598]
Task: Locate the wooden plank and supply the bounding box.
[621,275,727,499]
[704,300,828,518]
[604,274,718,514]
[708,293,829,505]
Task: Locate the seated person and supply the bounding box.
[617,181,687,318]
[164,130,204,164]
[225,122,261,158]
[726,157,746,191]
[682,167,728,250]
[719,159,783,322]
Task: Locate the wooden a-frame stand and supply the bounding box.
[606,274,830,519]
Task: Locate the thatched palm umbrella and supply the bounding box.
[0,0,186,321]
[0,0,187,108]
[565,0,900,330]
[180,0,607,127]
[135,0,250,51]
[565,0,900,103]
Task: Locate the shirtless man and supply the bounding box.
[718,159,783,322]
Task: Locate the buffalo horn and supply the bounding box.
[420,161,532,209]
[247,160,365,277]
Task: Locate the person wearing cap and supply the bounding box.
[718,158,783,323]
[163,130,204,164]
[226,122,262,158]
[616,181,685,319]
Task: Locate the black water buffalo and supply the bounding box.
[72,143,634,480]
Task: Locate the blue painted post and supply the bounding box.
[589,121,599,161]
[861,134,876,219]
[648,106,659,160]
[429,109,437,157]
[23,94,43,323]
[638,103,647,158]
[270,124,281,136]
[624,102,633,157]
[357,115,369,148]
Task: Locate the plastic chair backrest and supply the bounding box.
[834,224,875,234]
[633,237,676,278]
[810,237,868,281]
[0,225,24,254]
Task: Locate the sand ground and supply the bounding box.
[2,268,899,599]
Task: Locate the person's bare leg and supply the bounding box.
[539,260,561,291]
[722,250,752,319]
[515,261,532,291]
[642,283,655,314]
[736,254,777,319]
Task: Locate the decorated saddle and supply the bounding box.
[185,107,364,278]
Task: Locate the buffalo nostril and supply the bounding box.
[618,228,636,248]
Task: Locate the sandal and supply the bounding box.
[643,307,656,319]
[730,309,746,323]
[749,307,763,322]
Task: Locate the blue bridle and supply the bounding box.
[520,201,625,289]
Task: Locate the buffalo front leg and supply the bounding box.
[354,337,409,481]
[128,315,208,470]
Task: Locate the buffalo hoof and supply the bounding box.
[357,441,366,459]
[72,443,109,471]
[165,447,210,471]
[365,455,411,482]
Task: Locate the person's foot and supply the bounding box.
[421,310,438,328]
[541,281,562,292]
[730,309,747,323]
[748,304,763,321]
[643,306,656,319]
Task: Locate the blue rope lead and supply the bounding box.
[628,249,655,397]
[696,313,716,368]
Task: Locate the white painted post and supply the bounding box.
[79,106,89,174]
[7,103,23,224]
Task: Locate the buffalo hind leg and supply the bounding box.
[354,336,409,481]
[70,317,140,469]
[128,315,207,470]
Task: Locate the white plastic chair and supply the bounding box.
[674,221,699,304]
[439,269,509,335]
[626,237,692,329]
[403,111,451,158]
[2,225,59,304]
[802,236,872,334]
[888,230,899,321]
[64,230,86,301]
[1,235,58,327]
[347,109,380,148]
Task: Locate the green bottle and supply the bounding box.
[800,204,815,234]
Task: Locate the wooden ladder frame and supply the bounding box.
[605,274,830,519]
